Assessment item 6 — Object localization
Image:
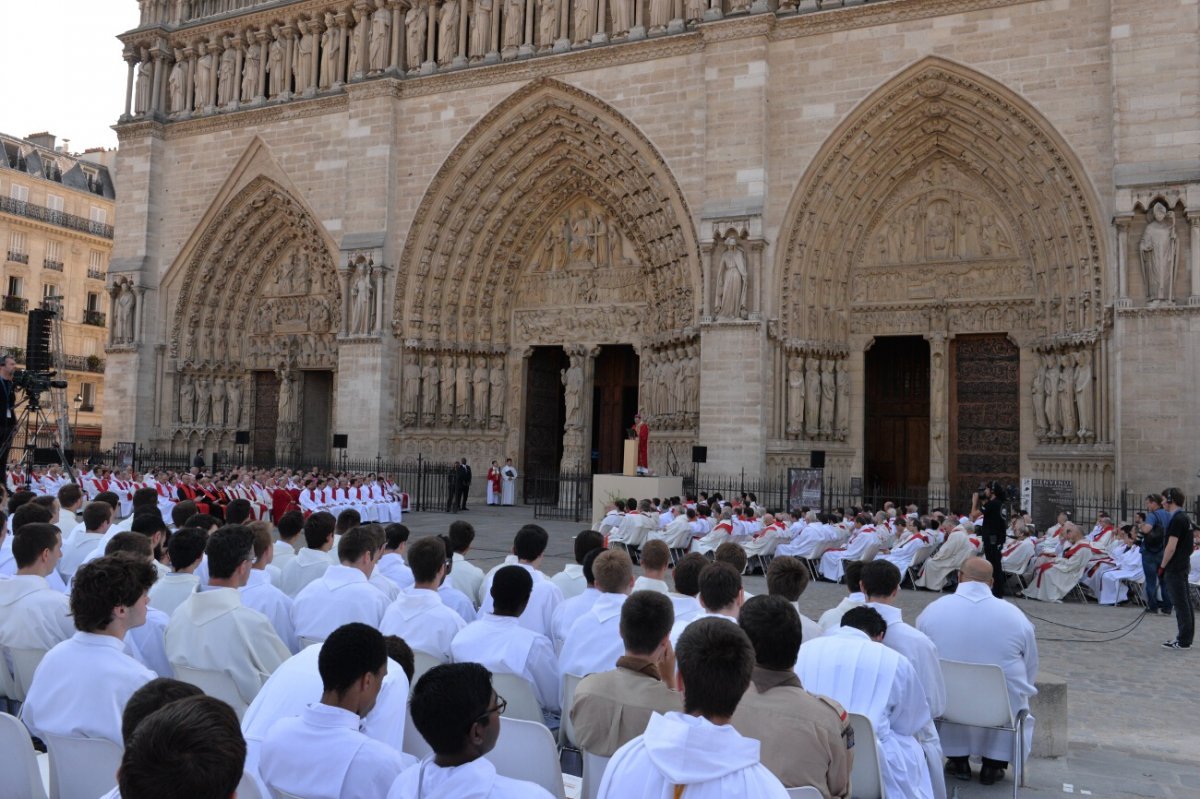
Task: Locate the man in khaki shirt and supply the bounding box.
[732,595,853,798]
[569,590,682,756]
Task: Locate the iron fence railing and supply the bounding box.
[529,470,593,523]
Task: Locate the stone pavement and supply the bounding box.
[403,505,1200,799]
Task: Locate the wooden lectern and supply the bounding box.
[622,440,638,476]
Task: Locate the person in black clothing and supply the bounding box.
[193,449,205,468]
[972,482,1007,599]
[0,355,16,486]
[1158,487,1195,650]
[458,458,471,511]
[445,463,461,512]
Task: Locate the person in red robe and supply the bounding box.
[486,461,501,505]
[634,413,650,474]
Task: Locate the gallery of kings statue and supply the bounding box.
[105,0,1200,507]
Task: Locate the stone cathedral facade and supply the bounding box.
[107,0,1200,505]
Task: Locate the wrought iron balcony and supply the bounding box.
[43,259,64,272]
[63,354,107,373]
[0,196,113,239]
[83,309,107,327]
[2,296,29,314]
[87,268,106,280]
[6,250,29,264]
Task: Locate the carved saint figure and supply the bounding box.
[242,40,260,101]
[684,0,705,22]
[296,25,315,89]
[348,19,362,76]
[217,39,237,106]
[454,355,471,420]
[573,0,595,43]
[611,0,632,35]
[350,265,373,334]
[538,0,558,47]
[1043,356,1060,438]
[472,358,490,424]
[371,0,392,70]
[405,2,427,69]
[562,361,583,429]
[786,356,804,436]
[438,0,459,65]
[819,359,835,438]
[421,358,440,419]
[113,282,136,344]
[716,236,747,318]
[268,33,285,95]
[503,0,523,49]
[227,377,243,428]
[569,208,594,263]
[1057,353,1076,442]
[321,14,341,87]
[168,52,186,112]
[926,202,953,259]
[402,358,422,420]
[648,0,671,31]
[1073,350,1093,440]
[836,359,850,441]
[1031,354,1047,438]
[804,357,820,438]
[194,45,214,109]
[195,377,212,426]
[179,376,195,425]
[277,371,297,425]
[470,0,493,57]
[135,54,152,114]
[1138,200,1177,303]
[211,377,228,426]
[488,363,505,425]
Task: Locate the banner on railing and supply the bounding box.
[114,441,136,470]
[787,467,824,513]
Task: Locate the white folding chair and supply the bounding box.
[403,702,434,760]
[581,751,610,799]
[484,717,566,799]
[491,672,544,724]
[847,713,885,799]
[236,771,265,799]
[0,650,16,711]
[0,711,48,799]
[8,648,48,703]
[271,789,306,799]
[787,788,824,799]
[937,659,1028,799]
[558,672,583,748]
[43,732,122,799]
[902,546,933,588]
[172,664,250,719]
[410,650,444,686]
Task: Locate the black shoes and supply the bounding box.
[945,759,971,781]
[1162,640,1191,649]
[979,764,1005,785]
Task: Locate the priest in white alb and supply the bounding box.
[379,536,465,661]
[559,549,633,679]
[500,458,518,506]
[1025,522,1092,602]
[819,514,881,583]
[293,527,390,642]
[914,524,975,591]
[917,557,1038,786]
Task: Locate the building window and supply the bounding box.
[89,206,107,225]
[46,193,64,213]
[9,183,28,203]
[7,232,28,265]
[44,240,64,272]
[80,382,96,412]
[9,277,23,298]
[86,292,100,312]
[87,250,106,280]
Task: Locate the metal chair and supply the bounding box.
[937,659,1028,799]
[901,545,934,589]
[1123,578,1147,607]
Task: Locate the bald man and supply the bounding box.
[1025,523,1093,603]
[916,558,1038,787]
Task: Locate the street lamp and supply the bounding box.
[73,392,82,438]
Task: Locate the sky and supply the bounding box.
[1,0,141,152]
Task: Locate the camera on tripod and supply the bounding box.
[12,369,68,395]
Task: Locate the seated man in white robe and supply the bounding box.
[666,552,706,627]
[776,512,839,559]
[597,499,625,538]
[917,557,1038,787]
[691,506,735,556]
[294,526,390,642]
[0,522,75,653]
[820,514,881,583]
[451,565,561,726]
[117,694,246,799]
[632,539,671,594]
[551,547,604,651]
[1026,523,1093,602]
[669,560,745,645]
[765,555,824,645]
[260,624,415,799]
[878,518,934,577]
[560,549,634,679]
[598,617,789,799]
[862,560,947,799]
[478,525,564,639]
[388,662,556,798]
[278,512,337,597]
[58,500,111,580]
[104,533,174,679]
[447,520,485,605]
[818,560,867,631]
[915,524,974,591]
[797,606,935,799]
[1098,526,1143,604]
[551,529,604,600]
[650,505,694,551]
[376,522,415,591]
[1000,524,1036,582]
[21,554,157,746]
[272,510,304,572]
[165,526,291,705]
[380,535,465,661]
[149,527,204,615]
[611,499,659,558]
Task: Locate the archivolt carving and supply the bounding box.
[395,78,701,346]
[776,57,1106,342]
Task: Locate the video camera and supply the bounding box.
[12,369,68,394]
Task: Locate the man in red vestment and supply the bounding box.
[634,413,650,475]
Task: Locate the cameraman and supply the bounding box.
[972,481,1007,598]
[0,354,16,484]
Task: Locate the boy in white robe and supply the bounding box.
[917,557,1038,786]
[797,606,935,799]
[279,512,337,597]
[0,523,74,652]
[598,617,789,799]
[260,624,415,799]
[551,548,603,651]
[452,565,561,726]
[294,527,390,642]
[551,530,604,600]
[58,500,111,580]
[765,555,824,643]
[666,552,707,627]
[380,536,465,661]
[447,520,485,605]
[149,527,204,616]
[388,662,555,798]
[818,561,867,632]
[165,526,291,705]
[559,549,634,679]
[478,525,564,639]
[21,554,157,746]
[632,539,671,594]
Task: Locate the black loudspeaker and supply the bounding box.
[234,430,250,445]
[333,433,348,449]
[33,447,72,466]
[691,445,708,464]
[25,308,55,373]
[810,450,826,469]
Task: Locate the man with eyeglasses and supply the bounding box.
[165,525,290,705]
[387,661,555,798]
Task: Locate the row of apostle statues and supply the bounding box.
[402,352,506,430]
[785,355,850,441]
[128,0,731,117]
[178,373,246,429]
[1031,348,1095,444]
[641,346,699,430]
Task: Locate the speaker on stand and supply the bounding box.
[690,446,708,494]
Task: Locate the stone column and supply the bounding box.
[182,46,196,118]
[230,37,244,111]
[122,52,138,119]
[1188,212,1200,305]
[254,30,270,103]
[280,24,296,100]
[336,11,350,86]
[1114,214,1131,308]
[559,344,597,474]
[519,0,533,56]
[373,265,390,335]
[555,0,570,51]
[926,332,950,506]
[423,0,437,73]
[337,263,354,335]
[455,0,469,66]
[134,285,147,343]
[629,0,645,41]
[354,0,373,79]
[592,0,608,43]
[389,0,404,73]
[149,43,167,116]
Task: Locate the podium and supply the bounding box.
[622,440,638,476]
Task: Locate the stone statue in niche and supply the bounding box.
[194,44,214,109]
[648,0,671,32]
[562,360,583,429]
[611,0,632,35]
[573,0,595,43]
[488,361,505,428]
[211,376,227,426]
[538,0,557,48]
[926,200,954,259]
[370,0,392,70]
[716,236,747,319]
[135,51,152,114]
[421,357,439,421]
[472,0,493,56]
[112,280,136,344]
[179,376,195,424]
[786,357,804,436]
[1057,353,1076,441]
[1073,350,1093,440]
[1031,353,1047,439]
[1138,200,1178,303]
[268,31,285,95]
[169,51,186,112]
[195,376,212,426]
[503,0,523,49]
[402,357,421,424]
[242,39,260,101]
[217,36,237,105]
[960,200,982,256]
[321,14,341,86]
[350,264,374,334]
[406,2,426,68]
[819,359,835,438]
[684,0,705,22]
[295,23,315,89]
[277,369,297,426]
[472,357,489,425]
[1043,355,1060,438]
[901,204,921,262]
[804,357,820,438]
[569,209,594,263]
[438,0,459,65]
[454,354,471,423]
[227,376,243,428]
[836,359,850,440]
[348,18,362,76]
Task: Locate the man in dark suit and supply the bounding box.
[0,354,16,485]
[458,458,472,511]
[445,462,461,512]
